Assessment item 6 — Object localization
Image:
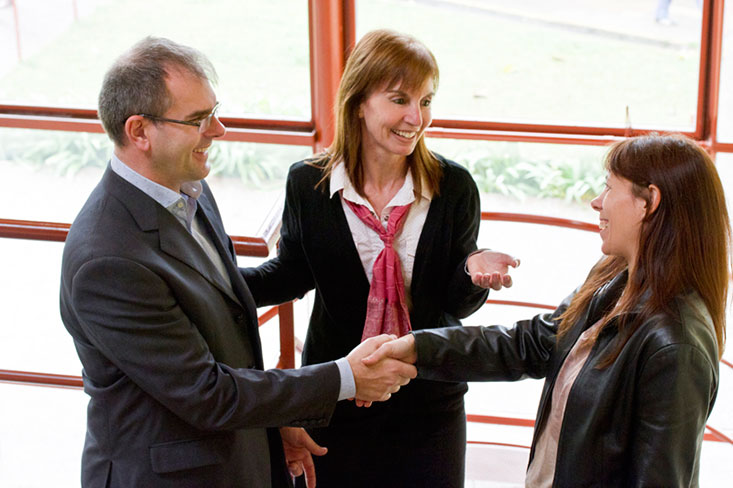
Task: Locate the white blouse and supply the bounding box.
[329,163,431,309]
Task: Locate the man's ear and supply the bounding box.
[124,115,151,151]
[646,183,661,215]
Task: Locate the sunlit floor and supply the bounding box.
[1,381,731,487]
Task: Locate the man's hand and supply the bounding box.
[467,250,520,290]
[280,427,327,487]
[356,335,417,406]
[346,334,417,403]
[361,333,417,366]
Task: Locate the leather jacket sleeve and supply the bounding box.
[413,292,573,382]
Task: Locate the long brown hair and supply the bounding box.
[559,133,730,364]
[312,29,442,197]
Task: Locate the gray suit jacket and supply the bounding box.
[60,166,340,487]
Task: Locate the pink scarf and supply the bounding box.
[345,200,413,340]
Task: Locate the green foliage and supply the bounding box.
[458,145,606,203]
[207,143,298,189]
[0,131,110,176]
[0,128,306,189]
[1,128,602,201]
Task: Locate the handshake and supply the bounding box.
[345,333,418,406]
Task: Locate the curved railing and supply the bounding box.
[0,218,271,257]
[1,211,731,448]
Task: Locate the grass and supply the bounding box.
[1,0,700,127]
[0,0,311,116]
[357,0,700,129]
[0,0,701,202]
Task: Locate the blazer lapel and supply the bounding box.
[331,193,372,289]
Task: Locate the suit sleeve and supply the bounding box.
[241,165,316,306]
[71,256,338,431]
[443,167,489,318]
[627,343,717,486]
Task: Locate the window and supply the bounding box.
[1,0,311,118]
[357,0,702,130]
[2,1,732,485]
[715,4,733,141]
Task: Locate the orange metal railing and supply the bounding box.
[1,211,731,447]
[0,302,296,389]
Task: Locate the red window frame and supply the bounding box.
[1,0,732,451]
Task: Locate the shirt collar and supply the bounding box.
[329,162,432,209]
[110,154,203,207]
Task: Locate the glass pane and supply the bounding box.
[356,0,702,129]
[0,127,311,237]
[716,4,733,141]
[0,128,110,223]
[0,383,87,487]
[205,142,312,237]
[0,0,310,118]
[0,239,81,374]
[426,136,605,312]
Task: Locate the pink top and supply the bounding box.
[525,319,605,488]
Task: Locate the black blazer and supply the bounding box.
[60,166,340,488]
[243,155,489,415]
[414,271,719,487]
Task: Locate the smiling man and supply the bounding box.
[59,37,416,488]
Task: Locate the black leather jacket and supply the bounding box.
[414,271,719,487]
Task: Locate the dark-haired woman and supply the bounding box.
[242,29,516,487]
[366,133,730,487]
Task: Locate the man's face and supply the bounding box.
[147,67,226,191]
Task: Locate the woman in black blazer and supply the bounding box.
[243,29,517,487]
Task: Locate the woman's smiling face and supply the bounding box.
[591,172,649,266]
[358,77,434,163]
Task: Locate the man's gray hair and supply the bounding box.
[98,36,217,147]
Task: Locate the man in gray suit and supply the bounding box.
[59,37,415,488]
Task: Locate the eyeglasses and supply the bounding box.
[138,102,221,133]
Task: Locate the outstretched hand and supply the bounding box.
[467,250,520,290]
[280,427,327,487]
[362,333,417,366]
[346,334,417,404]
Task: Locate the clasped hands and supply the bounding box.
[346,334,416,405]
[346,333,418,408]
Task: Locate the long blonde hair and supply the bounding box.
[312,29,442,197]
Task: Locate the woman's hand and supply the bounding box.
[467,250,520,290]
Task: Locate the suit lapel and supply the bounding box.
[157,207,242,305]
[196,194,259,313]
[103,167,241,305]
[196,192,265,367]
